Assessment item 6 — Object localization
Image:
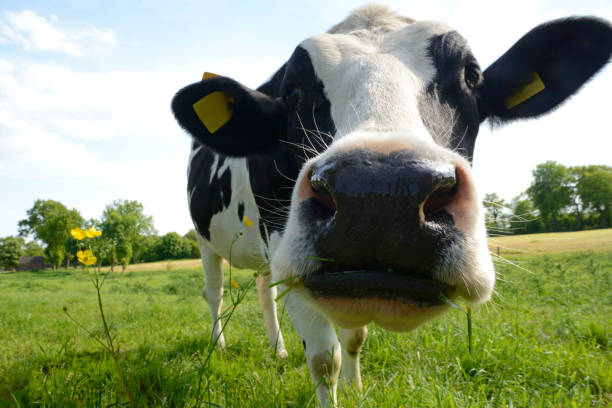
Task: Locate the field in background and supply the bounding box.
[1,233,611,407]
[99,258,203,273]
[489,228,612,256]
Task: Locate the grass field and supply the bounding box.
[1,234,611,407]
[488,228,612,257]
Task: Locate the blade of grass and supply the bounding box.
[275,283,298,302]
[467,307,473,354]
[307,256,335,263]
[269,275,299,288]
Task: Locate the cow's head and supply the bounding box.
[172,6,612,331]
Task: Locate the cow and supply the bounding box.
[172,5,612,406]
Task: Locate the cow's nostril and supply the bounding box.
[422,169,458,216]
[310,179,336,215]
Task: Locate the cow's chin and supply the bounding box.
[307,294,450,331]
[299,270,454,331]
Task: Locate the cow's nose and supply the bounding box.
[309,151,457,224]
[306,149,459,270]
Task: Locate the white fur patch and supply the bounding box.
[300,20,452,139]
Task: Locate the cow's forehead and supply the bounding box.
[299,21,458,85]
[295,21,460,137]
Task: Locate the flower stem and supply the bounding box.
[94,274,134,405]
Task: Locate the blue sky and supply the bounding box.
[1,0,611,239]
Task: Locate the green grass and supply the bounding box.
[1,250,611,407]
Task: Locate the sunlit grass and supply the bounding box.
[488,228,612,256]
[1,249,610,407]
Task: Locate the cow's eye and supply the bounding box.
[284,88,302,110]
[464,64,481,89]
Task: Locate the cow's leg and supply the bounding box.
[338,326,368,391]
[285,290,341,407]
[198,240,226,349]
[256,271,288,357]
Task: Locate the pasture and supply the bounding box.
[488,229,612,257]
[1,232,611,407]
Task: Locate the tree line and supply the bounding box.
[0,199,201,271]
[484,161,612,235]
[2,161,610,270]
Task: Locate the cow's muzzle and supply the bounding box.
[298,149,463,303]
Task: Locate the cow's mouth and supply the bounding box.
[302,269,452,306]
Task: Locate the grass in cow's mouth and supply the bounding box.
[268,275,300,287]
[307,255,336,262]
[268,275,301,302]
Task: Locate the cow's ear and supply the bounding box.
[172,74,288,156]
[478,17,612,123]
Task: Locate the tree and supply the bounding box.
[0,236,25,271]
[86,234,110,271]
[184,229,198,243]
[18,200,83,268]
[157,232,190,260]
[186,238,200,259]
[527,161,572,231]
[567,168,584,229]
[483,193,509,235]
[132,234,157,263]
[183,229,200,258]
[64,235,79,268]
[509,195,542,234]
[99,200,155,271]
[139,235,163,262]
[23,241,44,257]
[573,165,612,227]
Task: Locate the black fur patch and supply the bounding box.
[187,142,232,240]
[248,46,336,240]
[237,202,245,223]
[426,31,481,161]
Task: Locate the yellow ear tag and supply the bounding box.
[193,92,234,134]
[203,71,219,80]
[504,72,546,109]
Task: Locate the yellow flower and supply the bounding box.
[71,228,86,240]
[230,278,239,288]
[77,250,97,266]
[71,227,101,240]
[243,216,254,227]
[84,227,102,238]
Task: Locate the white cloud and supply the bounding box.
[0,9,116,56]
[0,60,177,144]
[2,10,81,55]
[73,26,117,45]
[0,55,279,237]
[0,59,14,74]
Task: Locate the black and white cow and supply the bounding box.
[173,5,612,406]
